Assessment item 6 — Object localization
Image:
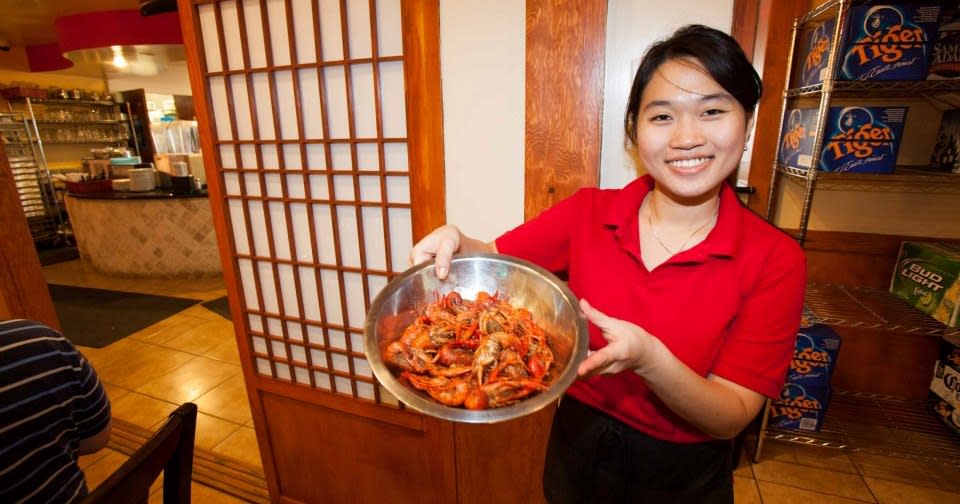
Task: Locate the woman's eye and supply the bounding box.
[703,108,726,117]
[650,114,671,122]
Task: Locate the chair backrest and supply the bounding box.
[82,402,198,504]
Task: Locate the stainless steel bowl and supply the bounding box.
[364,253,588,423]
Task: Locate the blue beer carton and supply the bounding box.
[791,17,837,88]
[785,322,841,394]
[778,108,818,169]
[819,106,908,173]
[770,383,833,432]
[839,3,942,81]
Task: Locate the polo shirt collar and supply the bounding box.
[602,175,742,261]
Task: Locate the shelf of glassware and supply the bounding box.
[775,164,960,194]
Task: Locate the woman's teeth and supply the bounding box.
[669,157,710,168]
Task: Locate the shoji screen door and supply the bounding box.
[178,1,451,502]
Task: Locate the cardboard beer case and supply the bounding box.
[929,109,960,173]
[890,242,960,327]
[929,336,960,437]
[784,323,842,394]
[819,106,908,173]
[839,3,942,81]
[791,17,837,88]
[770,384,833,433]
[777,108,819,169]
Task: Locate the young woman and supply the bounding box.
[411,25,806,503]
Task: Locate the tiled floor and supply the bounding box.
[44,259,960,503]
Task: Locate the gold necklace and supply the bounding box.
[647,198,720,256]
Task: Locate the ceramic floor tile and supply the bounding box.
[135,355,240,404]
[101,382,129,403]
[129,313,210,346]
[95,343,195,390]
[82,449,129,490]
[758,440,859,474]
[160,319,236,355]
[734,445,755,478]
[193,374,252,424]
[757,480,876,503]
[110,391,179,430]
[179,303,226,321]
[864,476,960,503]
[212,426,262,470]
[849,452,939,488]
[187,412,243,452]
[204,332,242,364]
[77,337,145,371]
[148,481,251,504]
[753,459,875,501]
[733,475,761,504]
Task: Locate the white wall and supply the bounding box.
[599,0,734,189]
[439,0,526,242]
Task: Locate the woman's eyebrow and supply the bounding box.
[642,93,733,111]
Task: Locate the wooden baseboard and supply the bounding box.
[109,419,270,503]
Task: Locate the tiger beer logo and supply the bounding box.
[899,258,950,293]
[824,107,894,161]
[791,358,829,375]
[778,384,822,410]
[804,34,830,75]
[781,110,807,152]
[850,7,927,65]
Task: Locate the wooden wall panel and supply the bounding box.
[524,0,606,219]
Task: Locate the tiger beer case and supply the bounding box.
[791,18,837,88]
[784,323,842,394]
[890,242,960,327]
[839,3,942,81]
[777,108,818,169]
[819,106,908,173]
[770,384,833,432]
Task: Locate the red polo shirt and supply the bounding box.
[495,175,806,443]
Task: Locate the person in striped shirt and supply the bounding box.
[1,319,112,503]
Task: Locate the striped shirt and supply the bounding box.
[0,319,111,503]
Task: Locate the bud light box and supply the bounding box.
[890,241,960,327]
[777,108,818,169]
[791,17,837,88]
[819,106,908,173]
[770,384,833,432]
[839,3,942,81]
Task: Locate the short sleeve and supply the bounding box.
[495,188,594,273]
[711,238,807,398]
[71,352,111,440]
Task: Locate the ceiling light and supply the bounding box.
[111,46,127,68]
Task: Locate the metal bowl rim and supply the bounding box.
[363,252,588,423]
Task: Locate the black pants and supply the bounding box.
[543,397,734,504]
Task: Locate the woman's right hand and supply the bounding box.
[409,224,464,279]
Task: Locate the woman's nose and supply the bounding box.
[670,118,705,149]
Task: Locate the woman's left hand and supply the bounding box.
[576,299,662,378]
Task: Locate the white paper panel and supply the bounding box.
[350,333,363,353]
[248,315,263,333]
[309,174,330,200]
[331,144,351,171]
[219,145,237,169]
[346,0,372,59]
[290,203,311,261]
[306,145,325,171]
[251,73,276,140]
[318,0,343,61]
[321,270,343,325]
[361,207,386,270]
[256,358,272,376]
[350,64,376,138]
[328,329,346,350]
[243,172,260,196]
[277,264,300,316]
[291,0,317,63]
[230,76,254,141]
[353,357,372,378]
[367,275,388,301]
[228,199,250,254]
[239,259,259,310]
[270,201,290,258]
[310,348,326,365]
[307,326,325,345]
[252,336,268,354]
[240,145,258,172]
[240,0,266,68]
[295,366,310,384]
[271,339,287,357]
[376,0,402,56]
[286,173,305,199]
[276,365,291,381]
[383,142,408,171]
[273,71,298,140]
[379,61,406,137]
[334,377,352,395]
[265,0,291,65]
[248,201,269,256]
[299,266,322,320]
[313,371,331,390]
[265,174,284,198]
[298,69,324,140]
[357,143,379,171]
[286,321,303,341]
[259,262,280,313]
[356,381,374,400]
[283,145,303,170]
[261,144,279,170]
[388,208,412,272]
[385,175,410,203]
[333,175,354,201]
[198,5,223,72]
[223,172,241,196]
[343,272,365,328]
[220,1,243,70]
[358,176,380,202]
[331,352,350,372]
[336,206,361,267]
[208,77,232,141]
[313,205,336,263]
[323,66,350,139]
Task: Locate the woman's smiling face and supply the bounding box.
[634,57,750,203]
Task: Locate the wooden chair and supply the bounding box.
[82,402,198,504]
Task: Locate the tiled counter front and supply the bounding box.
[65,192,222,278]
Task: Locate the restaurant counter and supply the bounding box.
[65,190,223,278]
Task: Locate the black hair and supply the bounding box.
[624,24,762,147]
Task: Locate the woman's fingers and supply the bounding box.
[434,238,458,279]
[577,347,613,377]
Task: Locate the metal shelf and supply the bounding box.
[775,164,960,194]
[761,390,960,467]
[804,283,959,337]
[787,79,960,98]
